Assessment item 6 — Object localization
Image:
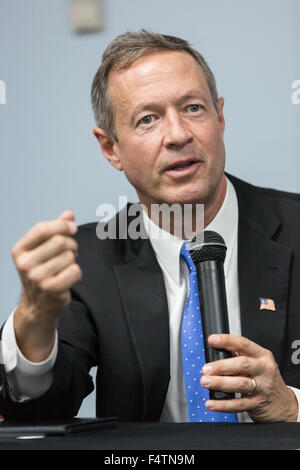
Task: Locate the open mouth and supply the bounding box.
[171,161,196,171]
[166,158,199,171]
[165,159,200,178]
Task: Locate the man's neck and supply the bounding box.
[203,175,227,228]
[140,175,227,240]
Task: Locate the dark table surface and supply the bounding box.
[0,421,300,450]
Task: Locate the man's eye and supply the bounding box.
[188,104,202,112]
[139,115,153,125]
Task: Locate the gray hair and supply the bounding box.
[91,30,219,141]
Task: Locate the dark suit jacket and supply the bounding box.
[1,174,300,421]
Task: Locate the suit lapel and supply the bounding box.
[231,176,292,366]
[113,232,170,421]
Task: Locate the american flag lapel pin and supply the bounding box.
[259,298,276,311]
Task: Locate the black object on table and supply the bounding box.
[0,419,299,450]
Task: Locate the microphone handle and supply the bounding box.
[195,259,234,400]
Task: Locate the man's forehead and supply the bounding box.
[107,50,208,97]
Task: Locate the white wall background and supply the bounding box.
[0,0,299,417]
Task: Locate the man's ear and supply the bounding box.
[93,127,123,171]
[217,97,225,135]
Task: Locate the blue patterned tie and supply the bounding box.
[180,241,238,422]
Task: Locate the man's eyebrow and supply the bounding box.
[177,92,210,104]
[131,102,161,116]
[130,92,210,119]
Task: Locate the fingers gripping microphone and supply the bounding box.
[189,231,234,400]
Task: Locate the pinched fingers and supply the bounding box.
[11,214,82,302]
[27,250,78,285]
[36,263,82,294]
[12,218,77,257]
[14,234,79,273]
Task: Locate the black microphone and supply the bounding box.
[189,230,234,400]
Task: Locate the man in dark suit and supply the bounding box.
[1,31,300,423]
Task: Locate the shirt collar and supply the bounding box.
[205,177,239,273]
[142,176,238,284]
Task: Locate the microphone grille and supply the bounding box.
[189,230,227,264]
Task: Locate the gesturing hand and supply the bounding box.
[200,334,298,422]
[11,210,82,362]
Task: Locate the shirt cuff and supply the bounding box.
[1,309,58,401]
[287,386,300,422]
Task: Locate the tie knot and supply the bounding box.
[180,241,195,272]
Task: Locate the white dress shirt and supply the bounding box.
[2,177,300,421]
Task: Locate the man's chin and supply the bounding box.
[158,190,207,206]
[138,183,211,209]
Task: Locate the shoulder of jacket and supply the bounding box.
[227,172,300,203]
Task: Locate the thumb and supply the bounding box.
[58,210,75,222]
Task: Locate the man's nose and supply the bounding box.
[163,111,193,149]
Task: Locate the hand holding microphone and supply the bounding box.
[190,231,298,421]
